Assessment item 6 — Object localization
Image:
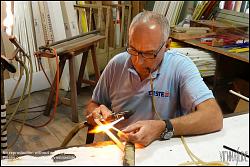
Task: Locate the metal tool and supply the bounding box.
[108,110,136,120]
[1,55,16,73]
[9,36,26,54]
[103,110,136,128]
[61,110,135,147]
[52,153,76,162]
[86,110,135,122]
[85,110,136,145]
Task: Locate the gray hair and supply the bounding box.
[129,11,170,42]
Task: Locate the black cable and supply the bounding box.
[6,110,44,118]
[8,94,29,106]
[6,104,46,115]
[13,112,44,122]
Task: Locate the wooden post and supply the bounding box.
[123,142,135,166]
[132,1,140,19]
[125,5,132,46]
[77,50,89,94]
[89,8,92,31]
[90,45,100,82]
[68,53,78,123]
[119,6,125,47]
[114,7,118,49]
[105,7,111,55]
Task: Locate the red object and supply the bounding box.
[199,32,243,47]
[224,1,233,10]
[202,1,217,19]
[201,41,212,45]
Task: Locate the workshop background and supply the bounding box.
[1,1,249,155]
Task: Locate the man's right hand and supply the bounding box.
[86,104,112,126]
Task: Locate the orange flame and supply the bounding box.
[91,119,125,151]
[3,1,14,36]
[89,122,113,133]
[89,117,125,134]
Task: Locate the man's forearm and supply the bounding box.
[171,108,223,136]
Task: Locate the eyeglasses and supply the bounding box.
[126,41,165,59]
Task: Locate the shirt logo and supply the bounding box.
[148,90,170,97]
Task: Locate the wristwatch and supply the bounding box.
[160,119,174,140]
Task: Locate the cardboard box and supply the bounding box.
[232,78,249,113]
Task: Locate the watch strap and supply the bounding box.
[164,119,173,132]
[160,119,174,140]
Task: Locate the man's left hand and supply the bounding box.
[121,120,166,146]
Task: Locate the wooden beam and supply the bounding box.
[119,6,125,47]
[68,54,78,123]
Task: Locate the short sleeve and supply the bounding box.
[178,57,214,114]
[91,60,113,108]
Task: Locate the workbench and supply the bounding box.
[2,112,249,166]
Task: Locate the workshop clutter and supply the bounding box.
[172,48,216,77]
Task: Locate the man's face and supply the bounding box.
[128,21,167,75]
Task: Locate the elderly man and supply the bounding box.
[86,11,223,146]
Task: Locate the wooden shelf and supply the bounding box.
[171,36,249,63]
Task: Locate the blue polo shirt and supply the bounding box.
[92,49,214,129]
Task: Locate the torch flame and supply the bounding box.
[89,117,125,134]
[89,123,113,133]
[90,119,126,151]
[3,1,14,36]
